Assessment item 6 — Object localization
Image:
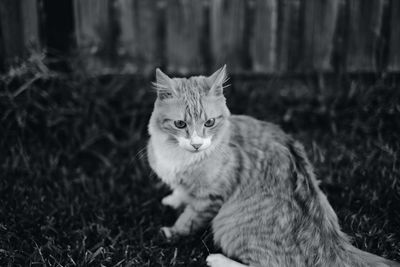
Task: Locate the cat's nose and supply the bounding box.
[191,143,202,150]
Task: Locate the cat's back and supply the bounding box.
[214,115,364,267]
[229,115,288,151]
[213,115,304,265]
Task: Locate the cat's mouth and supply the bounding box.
[178,136,212,153]
[186,147,203,153]
[181,143,212,153]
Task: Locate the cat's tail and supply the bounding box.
[287,139,400,267]
[348,245,400,267]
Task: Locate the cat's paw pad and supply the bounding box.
[160,226,174,240]
[161,195,182,209]
[206,254,231,267]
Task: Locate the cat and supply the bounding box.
[147,66,400,267]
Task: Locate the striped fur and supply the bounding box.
[147,67,399,267]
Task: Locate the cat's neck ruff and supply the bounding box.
[149,134,216,186]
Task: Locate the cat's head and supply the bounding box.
[148,65,231,153]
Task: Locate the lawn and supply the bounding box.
[0,62,399,266]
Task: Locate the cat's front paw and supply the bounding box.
[206,254,231,267]
[161,194,183,209]
[159,226,177,241]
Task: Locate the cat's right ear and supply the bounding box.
[153,68,175,100]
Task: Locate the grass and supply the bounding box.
[0,61,399,266]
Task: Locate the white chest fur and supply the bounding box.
[149,137,203,187]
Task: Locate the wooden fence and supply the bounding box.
[1,0,400,75]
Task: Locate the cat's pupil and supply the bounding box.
[204,118,215,127]
[174,120,186,129]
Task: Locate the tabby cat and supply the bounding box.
[147,66,399,267]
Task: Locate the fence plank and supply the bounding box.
[0,0,41,68]
[21,0,40,51]
[0,0,23,67]
[73,0,113,72]
[388,0,400,72]
[3,0,399,75]
[116,0,160,74]
[166,0,205,74]
[301,0,339,72]
[210,0,246,72]
[276,0,301,72]
[346,0,384,72]
[250,0,278,73]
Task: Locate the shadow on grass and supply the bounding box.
[1,69,399,266]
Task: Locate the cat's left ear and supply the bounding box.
[207,65,228,96]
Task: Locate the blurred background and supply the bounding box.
[1,0,399,266]
[1,0,400,75]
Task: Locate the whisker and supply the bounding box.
[136,146,148,160]
[222,84,231,90]
[201,237,211,255]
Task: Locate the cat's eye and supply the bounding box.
[204,118,215,127]
[174,120,187,129]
